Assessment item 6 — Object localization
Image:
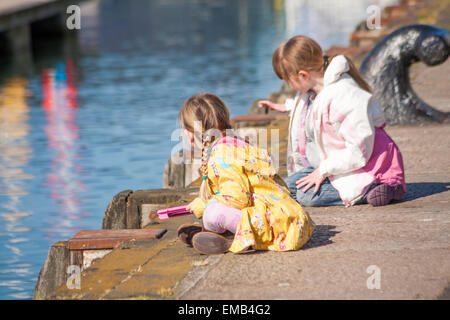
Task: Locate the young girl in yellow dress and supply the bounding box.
[177,93,315,255]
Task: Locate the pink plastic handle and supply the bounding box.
[157,205,191,219]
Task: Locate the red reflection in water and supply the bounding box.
[41,59,89,238]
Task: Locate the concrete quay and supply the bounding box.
[36,56,450,298]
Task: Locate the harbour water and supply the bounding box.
[0,0,396,299]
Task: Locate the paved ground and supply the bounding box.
[51,58,450,300]
[410,59,450,114]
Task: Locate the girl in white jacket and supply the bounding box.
[259,35,406,207]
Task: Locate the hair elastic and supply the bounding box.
[323,55,329,70]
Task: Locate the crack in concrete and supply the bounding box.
[173,254,224,300]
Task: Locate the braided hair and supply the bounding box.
[178,93,232,202]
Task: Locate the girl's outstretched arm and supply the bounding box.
[258,100,287,112]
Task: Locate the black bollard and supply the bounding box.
[360,24,449,124]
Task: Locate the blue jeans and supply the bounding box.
[285,166,374,207]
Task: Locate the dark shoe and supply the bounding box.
[220,230,236,240]
[177,224,202,246]
[192,232,232,255]
[366,184,404,207]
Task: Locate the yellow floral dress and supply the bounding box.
[190,136,315,253]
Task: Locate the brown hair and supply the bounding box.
[272,35,371,93]
[178,93,232,202]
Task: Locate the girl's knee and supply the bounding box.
[284,176,298,199]
[202,202,242,233]
[202,205,224,233]
[297,199,320,207]
[296,189,342,207]
[285,167,315,195]
[285,174,298,189]
[295,191,321,207]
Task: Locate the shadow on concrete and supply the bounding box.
[403,182,449,201]
[303,225,340,250]
[437,283,450,300]
[229,225,339,255]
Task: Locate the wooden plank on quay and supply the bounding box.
[68,228,167,250]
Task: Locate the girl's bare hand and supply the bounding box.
[295,168,326,194]
[186,201,193,212]
[258,100,275,109]
[258,100,286,112]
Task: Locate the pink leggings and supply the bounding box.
[202,202,243,234]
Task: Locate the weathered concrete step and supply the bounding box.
[50,214,208,300]
[33,225,172,300]
[35,184,203,299]
[102,187,199,230]
[100,237,206,299]
[51,237,176,299]
[64,228,168,272]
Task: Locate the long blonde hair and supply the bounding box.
[272,35,372,93]
[178,93,232,202]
